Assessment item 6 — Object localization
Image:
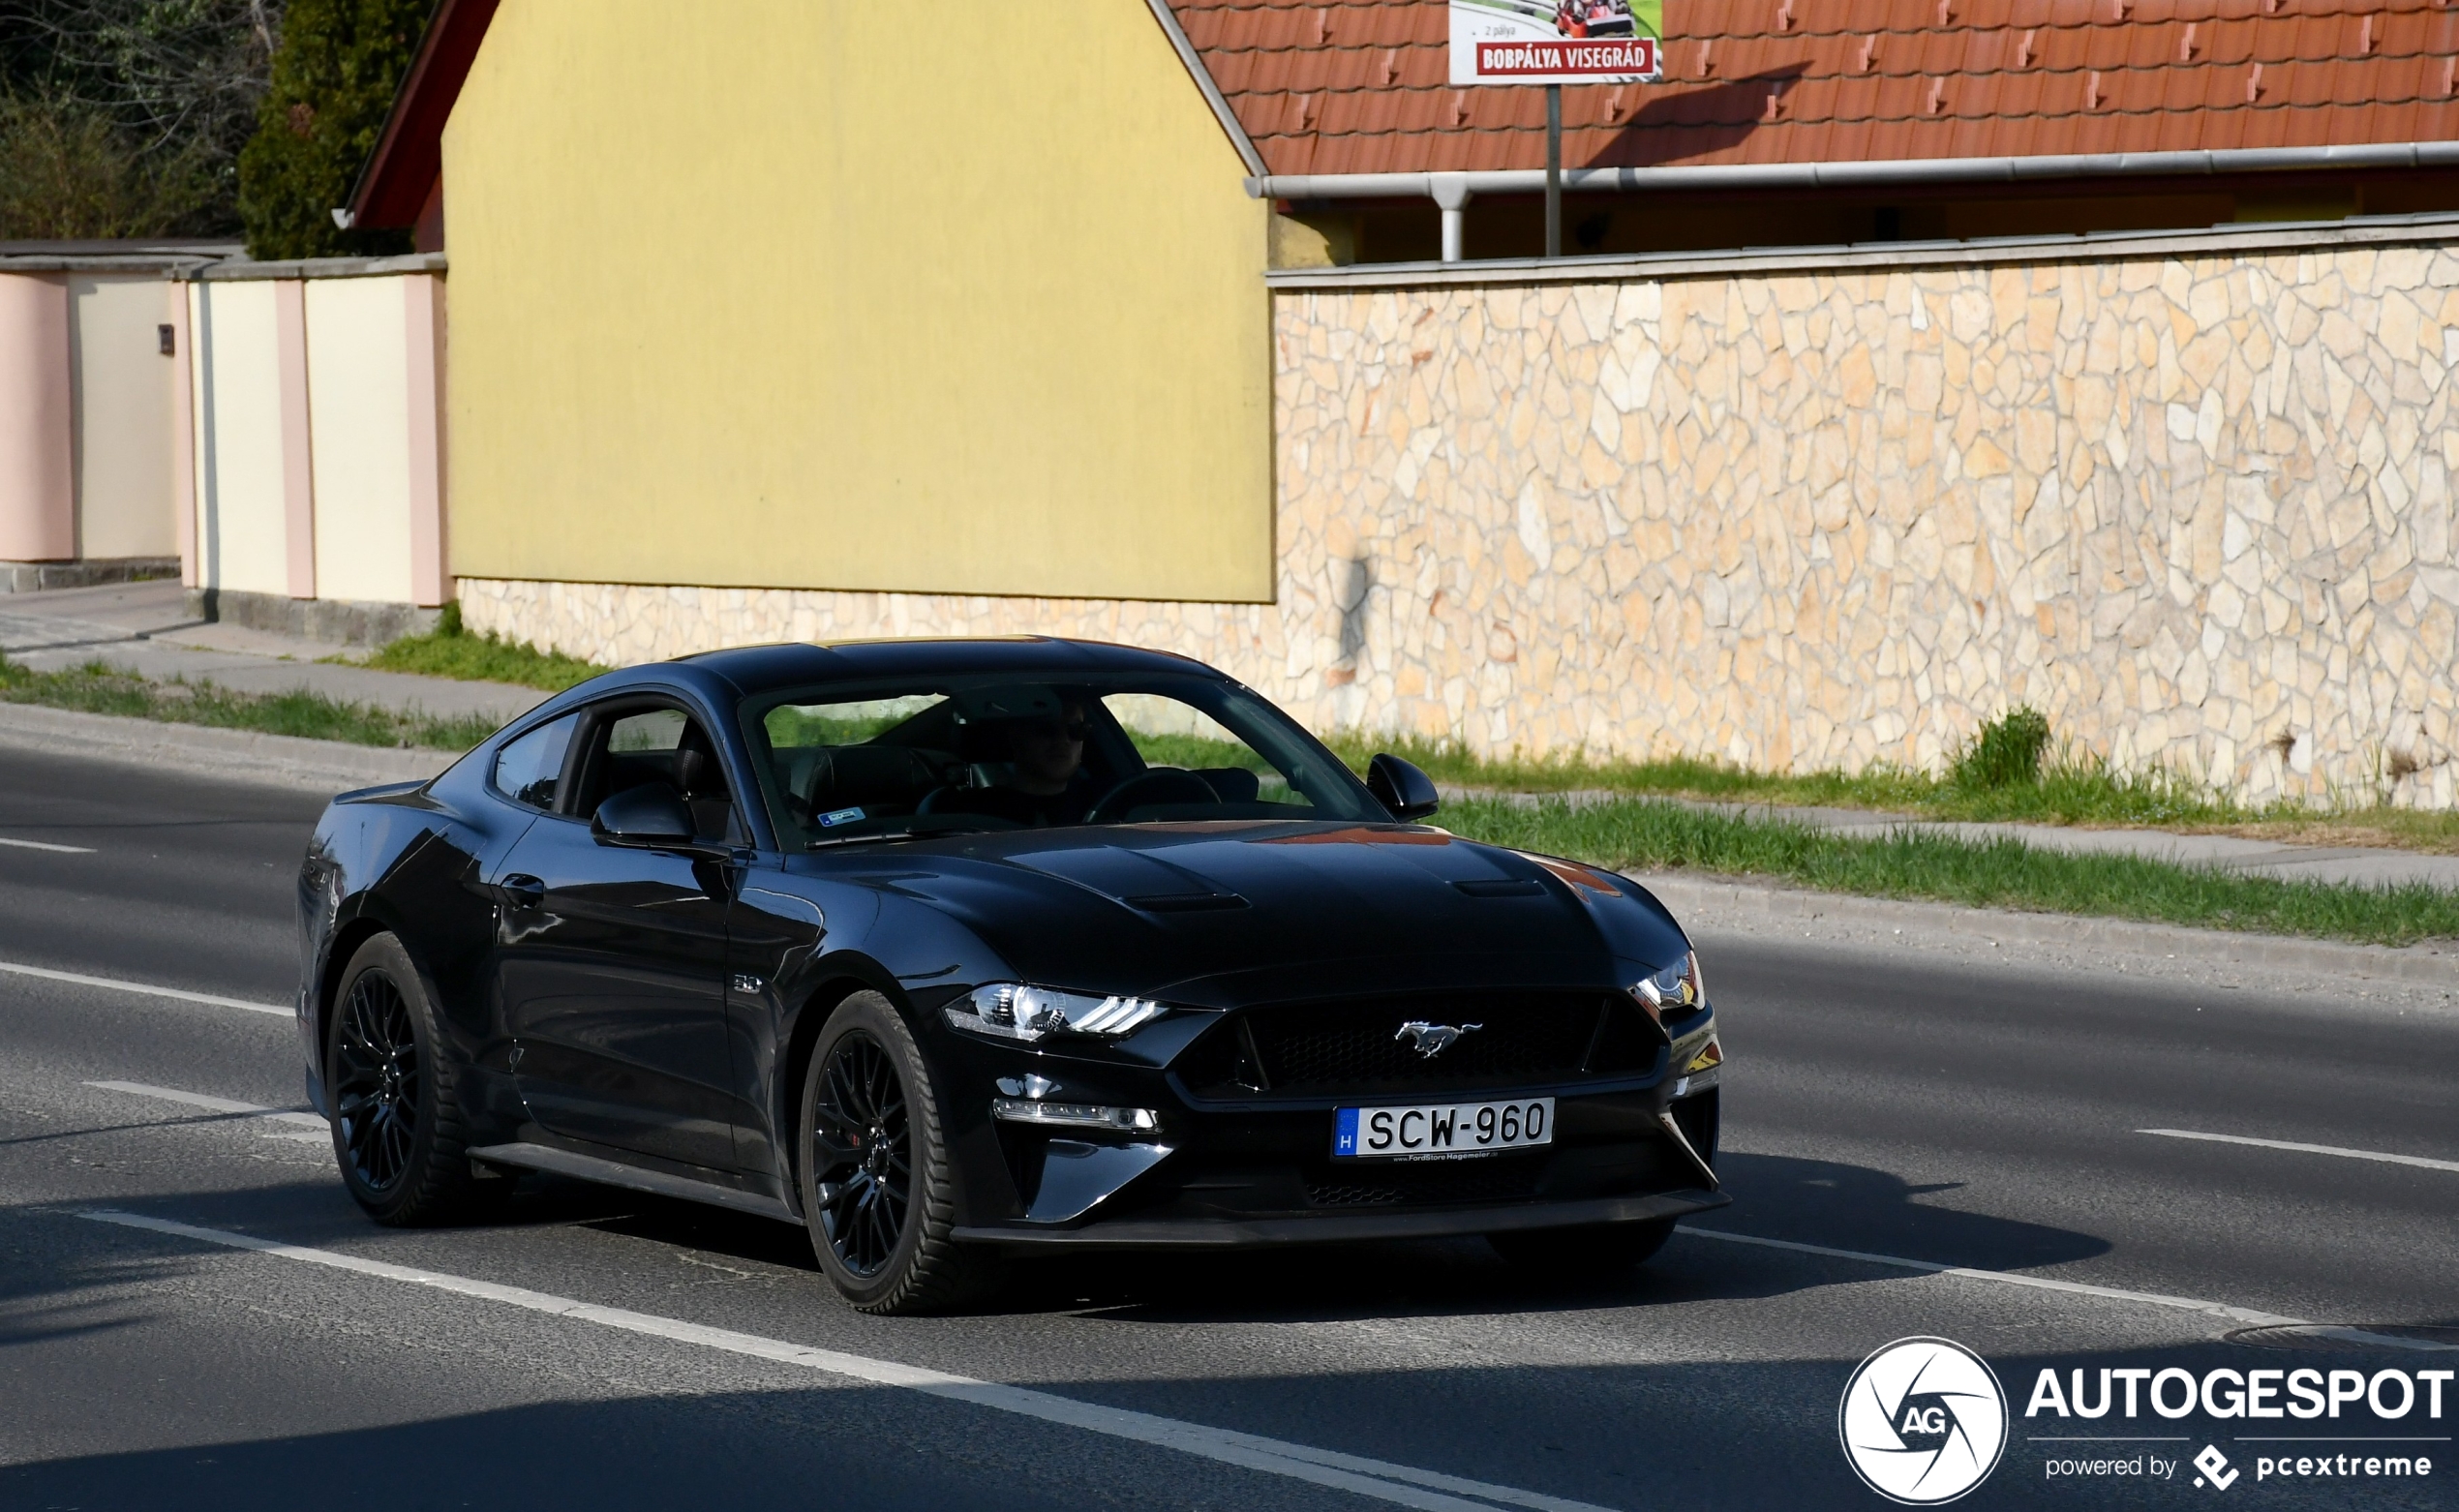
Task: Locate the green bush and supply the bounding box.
[1951,707,2052,791]
[236,0,435,259]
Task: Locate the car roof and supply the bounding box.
[670,636,1228,695]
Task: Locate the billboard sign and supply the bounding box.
[1449,0,1663,85]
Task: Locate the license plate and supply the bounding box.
[1332,1098,1555,1160]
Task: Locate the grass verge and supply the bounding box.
[1442,795,2459,949]
[0,655,498,752]
[1321,732,2459,853]
[355,604,609,692]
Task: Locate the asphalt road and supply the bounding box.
[2,745,2453,1511]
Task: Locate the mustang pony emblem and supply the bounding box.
[1395,1020,1483,1058]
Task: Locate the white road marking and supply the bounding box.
[2138,1127,2459,1175]
[0,959,288,1016]
[78,1211,1604,1512]
[1676,1226,2459,1353]
[84,1080,324,1137]
[0,835,94,854]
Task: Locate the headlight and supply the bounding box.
[943,983,1168,1043]
[1634,951,1704,1014]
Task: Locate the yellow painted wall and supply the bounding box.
[441,1,1272,601]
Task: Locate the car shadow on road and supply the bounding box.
[355,1145,2118,1325]
[0,1142,2112,1339]
[992,1149,2110,1325]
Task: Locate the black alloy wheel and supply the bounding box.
[797,991,1003,1314]
[333,967,419,1191]
[326,933,499,1225]
[809,1031,911,1277]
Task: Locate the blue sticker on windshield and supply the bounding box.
[817,806,865,828]
[1333,1106,1359,1156]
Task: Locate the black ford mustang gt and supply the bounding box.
[296,637,1727,1313]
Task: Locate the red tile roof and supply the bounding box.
[1173,0,2459,177]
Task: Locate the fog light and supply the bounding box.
[990,1099,1160,1132]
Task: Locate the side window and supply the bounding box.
[575,702,743,843]
[609,709,687,754]
[491,713,578,811]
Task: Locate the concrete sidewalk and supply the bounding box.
[1455,790,2459,892]
[0,580,543,726]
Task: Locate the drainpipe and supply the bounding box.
[1431,173,1472,263]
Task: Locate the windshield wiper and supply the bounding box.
[805,821,1004,850]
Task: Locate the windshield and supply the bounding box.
[742,673,1384,847]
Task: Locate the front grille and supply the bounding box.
[1175,992,1657,1100]
[1304,1156,1546,1208]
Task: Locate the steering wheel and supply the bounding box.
[1087,768,1220,823]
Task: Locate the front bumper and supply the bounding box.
[939,1000,1725,1248]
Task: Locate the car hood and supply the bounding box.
[800,821,1689,1004]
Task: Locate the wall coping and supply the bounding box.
[0,255,227,275]
[184,252,447,283]
[1263,210,2459,290]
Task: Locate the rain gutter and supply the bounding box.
[1246,140,2459,262]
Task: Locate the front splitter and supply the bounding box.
[954,1187,1728,1251]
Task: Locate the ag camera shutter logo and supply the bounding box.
[1839,1337,2010,1503]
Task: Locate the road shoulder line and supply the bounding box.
[2138,1128,2459,1174]
[76,1209,1609,1512]
[0,959,288,1016]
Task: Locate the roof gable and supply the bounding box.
[349,0,500,227]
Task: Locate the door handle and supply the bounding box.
[499,873,546,910]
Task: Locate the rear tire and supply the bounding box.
[327,933,498,1226]
[1489,1218,1676,1273]
[798,991,1004,1315]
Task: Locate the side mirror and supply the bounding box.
[1366,753,1442,822]
[592,782,698,850]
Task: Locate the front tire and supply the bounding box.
[1489,1218,1676,1274]
[798,991,1003,1315]
[327,933,496,1225]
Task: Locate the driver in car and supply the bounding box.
[937,703,1100,827]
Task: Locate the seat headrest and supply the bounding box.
[801,744,938,811]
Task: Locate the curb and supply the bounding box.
[1635,872,2459,986]
[1,707,2448,982]
[0,701,457,794]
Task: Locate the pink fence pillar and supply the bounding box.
[404,274,448,607]
[0,274,75,562]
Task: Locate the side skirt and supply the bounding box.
[470,1141,802,1225]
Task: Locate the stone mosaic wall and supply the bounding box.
[460,226,2459,807]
